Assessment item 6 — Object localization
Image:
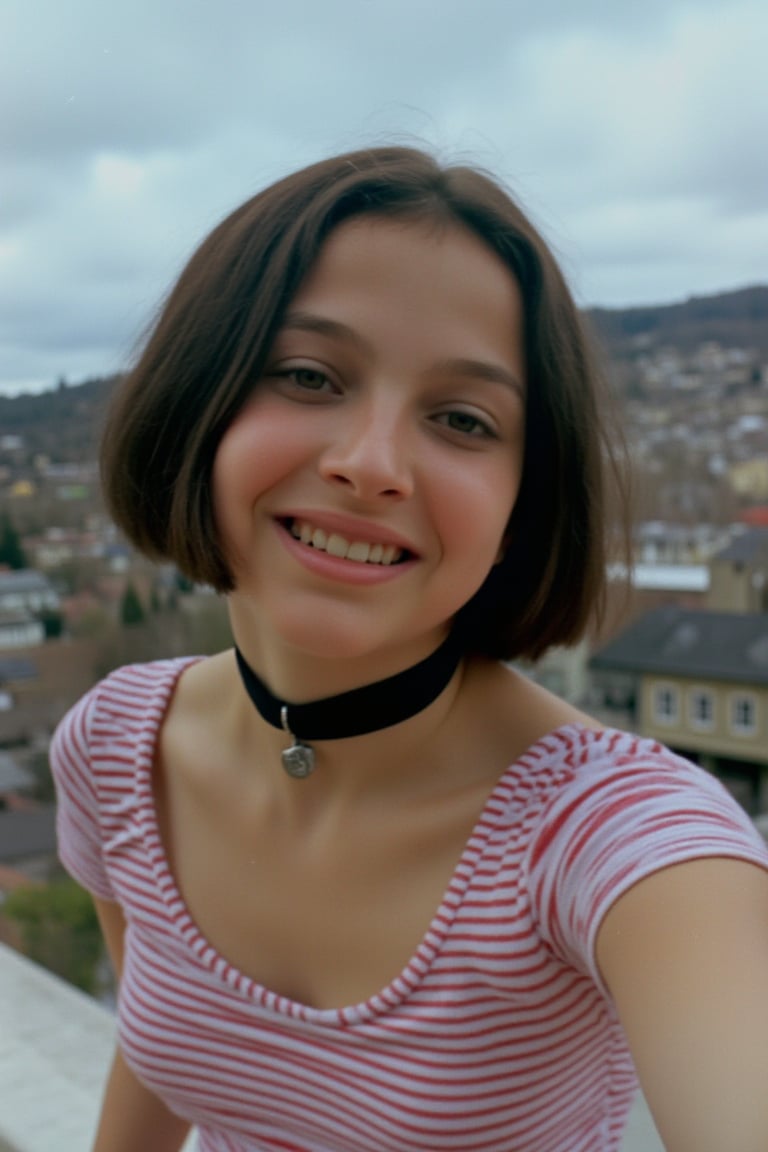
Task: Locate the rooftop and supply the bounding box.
[713,526,768,563]
[0,571,55,595]
[607,562,710,592]
[591,605,768,685]
[0,657,36,684]
[0,942,664,1152]
[0,807,56,866]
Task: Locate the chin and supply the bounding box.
[271,605,445,670]
[277,618,392,663]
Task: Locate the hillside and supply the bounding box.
[0,376,117,464]
[587,285,768,356]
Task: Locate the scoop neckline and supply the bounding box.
[127,655,594,1028]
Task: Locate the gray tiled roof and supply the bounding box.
[0,658,36,683]
[0,808,57,864]
[713,527,768,564]
[590,606,768,685]
[0,570,54,594]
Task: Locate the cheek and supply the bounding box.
[211,420,293,563]
[213,406,307,509]
[435,461,520,561]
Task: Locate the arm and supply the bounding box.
[596,857,768,1152]
[91,897,192,1152]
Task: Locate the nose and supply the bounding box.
[318,399,414,501]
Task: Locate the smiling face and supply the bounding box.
[212,214,527,672]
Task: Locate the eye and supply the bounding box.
[433,410,495,438]
[282,367,335,393]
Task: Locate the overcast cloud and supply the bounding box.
[2,0,767,395]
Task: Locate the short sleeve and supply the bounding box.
[526,736,768,999]
[49,685,116,901]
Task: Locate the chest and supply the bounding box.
[117,917,627,1152]
[154,762,493,1010]
[114,817,630,1152]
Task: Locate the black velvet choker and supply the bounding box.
[234,630,465,779]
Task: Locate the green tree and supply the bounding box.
[37,606,64,638]
[120,581,146,627]
[0,513,26,569]
[4,877,103,993]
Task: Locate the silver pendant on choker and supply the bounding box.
[280,706,316,779]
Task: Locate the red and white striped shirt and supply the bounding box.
[51,659,768,1152]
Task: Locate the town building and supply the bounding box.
[707,527,768,613]
[590,605,768,813]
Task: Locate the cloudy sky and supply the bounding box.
[2,0,766,396]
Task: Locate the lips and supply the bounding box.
[286,518,407,566]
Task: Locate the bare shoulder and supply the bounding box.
[165,649,240,718]
[166,648,236,714]
[471,658,602,761]
[157,649,239,780]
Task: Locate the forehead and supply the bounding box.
[286,214,526,364]
[303,213,519,297]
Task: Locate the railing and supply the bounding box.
[0,942,663,1152]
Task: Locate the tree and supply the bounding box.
[120,581,145,627]
[0,513,26,569]
[4,877,103,993]
[37,606,64,638]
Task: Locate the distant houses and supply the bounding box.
[0,568,60,650]
[708,527,768,613]
[0,611,44,650]
[0,639,102,915]
[0,748,56,906]
[0,568,59,614]
[591,528,768,814]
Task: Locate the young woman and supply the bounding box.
[51,147,768,1152]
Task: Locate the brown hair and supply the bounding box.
[101,146,627,661]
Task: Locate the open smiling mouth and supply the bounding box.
[284,518,410,566]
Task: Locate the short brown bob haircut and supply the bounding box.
[101,146,626,662]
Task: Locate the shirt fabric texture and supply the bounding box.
[50,658,768,1152]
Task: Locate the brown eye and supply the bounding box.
[435,410,493,438]
[287,368,333,391]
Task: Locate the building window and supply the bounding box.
[653,684,679,726]
[688,688,715,732]
[730,694,758,737]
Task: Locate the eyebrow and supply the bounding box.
[280,311,369,350]
[436,357,525,398]
[280,311,524,397]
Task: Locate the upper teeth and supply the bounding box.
[289,520,403,565]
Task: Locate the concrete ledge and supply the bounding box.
[0,944,196,1151]
[0,942,116,1152]
[0,942,663,1151]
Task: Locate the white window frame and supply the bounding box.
[688,687,716,732]
[729,692,758,737]
[653,682,680,726]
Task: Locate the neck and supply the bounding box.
[233,630,466,780]
[248,662,472,818]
